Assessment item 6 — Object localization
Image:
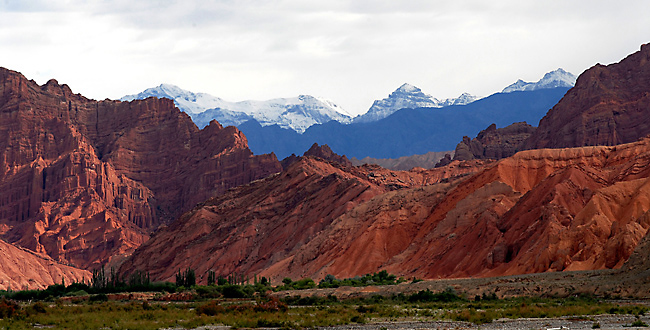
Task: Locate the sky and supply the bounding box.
[1,1,649,116]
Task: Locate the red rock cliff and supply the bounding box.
[453,122,536,161]
[0,67,281,270]
[525,43,650,149]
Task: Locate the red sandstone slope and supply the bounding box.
[0,239,90,290]
[525,43,650,149]
[120,157,490,283]
[0,67,281,269]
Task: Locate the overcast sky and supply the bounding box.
[1,0,649,115]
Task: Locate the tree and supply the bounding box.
[207,270,216,286]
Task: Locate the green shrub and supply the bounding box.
[221,285,247,298]
[408,288,463,303]
[89,293,109,302]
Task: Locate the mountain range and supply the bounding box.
[238,87,569,159]
[123,69,575,160]
[2,43,649,291]
[120,43,650,283]
[122,85,352,133]
[122,68,574,136]
[502,68,577,93]
[352,84,478,123]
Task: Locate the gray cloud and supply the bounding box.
[1,0,649,114]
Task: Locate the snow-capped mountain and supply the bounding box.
[121,84,228,114]
[502,68,577,93]
[121,84,353,133]
[353,83,478,123]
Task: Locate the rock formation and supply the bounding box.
[120,44,650,283]
[122,136,650,283]
[0,67,281,270]
[302,143,353,167]
[281,143,353,169]
[524,43,650,149]
[278,139,650,280]
[120,157,492,283]
[453,122,536,161]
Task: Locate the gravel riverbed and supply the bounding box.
[318,314,650,330]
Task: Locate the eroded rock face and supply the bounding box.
[124,138,650,283]
[120,157,491,283]
[453,122,536,161]
[0,239,90,290]
[0,67,281,270]
[524,43,650,149]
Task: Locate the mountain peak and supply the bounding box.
[354,84,478,123]
[123,87,352,133]
[502,69,576,93]
[395,83,421,93]
[121,84,226,114]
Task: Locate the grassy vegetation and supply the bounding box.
[317,270,406,288]
[0,285,649,329]
[0,271,648,329]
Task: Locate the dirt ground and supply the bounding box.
[319,314,650,330]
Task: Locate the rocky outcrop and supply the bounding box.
[0,67,281,270]
[524,43,650,149]
[303,143,353,167]
[453,122,536,161]
[281,143,352,169]
[0,239,90,290]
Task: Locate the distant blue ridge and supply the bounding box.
[239,87,570,159]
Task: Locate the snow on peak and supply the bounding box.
[121,84,226,114]
[502,69,577,93]
[122,85,352,133]
[354,83,478,123]
[395,83,421,93]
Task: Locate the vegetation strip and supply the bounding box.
[1,273,649,329]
